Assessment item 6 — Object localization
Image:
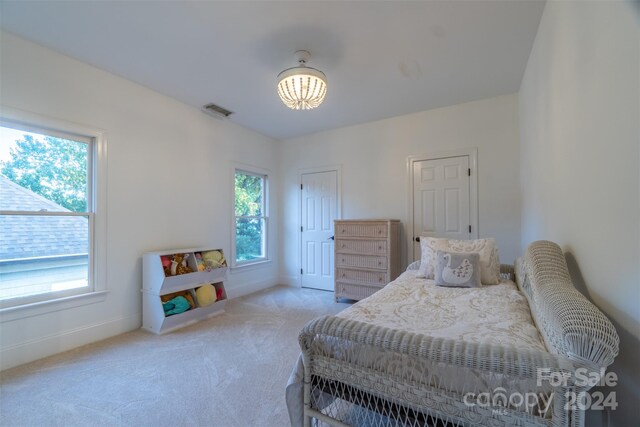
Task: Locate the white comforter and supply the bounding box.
[336,270,545,351]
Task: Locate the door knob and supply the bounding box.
[414,236,420,242]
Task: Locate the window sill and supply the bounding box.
[0,290,109,323]
[230,259,272,273]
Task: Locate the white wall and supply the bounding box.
[278,94,521,285]
[519,1,639,425]
[0,32,279,370]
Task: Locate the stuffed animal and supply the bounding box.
[162,296,191,316]
[195,252,206,272]
[195,283,217,307]
[201,250,226,270]
[161,290,195,308]
[161,255,172,276]
[170,253,193,276]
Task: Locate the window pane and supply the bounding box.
[234,171,263,217]
[235,218,264,262]
[0,215,89,300]
[0,126,88,213]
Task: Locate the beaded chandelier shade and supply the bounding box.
[277,50,327,110]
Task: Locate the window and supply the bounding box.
[233,168,268,266]
[0,117,104,309]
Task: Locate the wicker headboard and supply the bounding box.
[516,240,619,368]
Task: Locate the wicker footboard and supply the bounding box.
[299,316,586,427]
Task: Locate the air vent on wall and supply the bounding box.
[202,103,234,119]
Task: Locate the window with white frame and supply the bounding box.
[233,168,268,266]
[0,119,103,309]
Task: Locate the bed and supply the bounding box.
[286,240,619,427]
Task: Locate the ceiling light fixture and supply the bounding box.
[277,50,327,110]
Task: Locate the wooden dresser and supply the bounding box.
[334,219,401,301]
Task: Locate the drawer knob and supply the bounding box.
[378,261,382,265]
[378,246,382,250]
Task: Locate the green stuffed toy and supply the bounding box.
[163,296,191,316]
[201,250,226,270]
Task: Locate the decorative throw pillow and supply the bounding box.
[435,250,481,288]
[416,236,433,278]
[417,236,501,285]
[416,237,447,278]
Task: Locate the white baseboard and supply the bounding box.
[226,277,279,299]
[278,275,300,287]
[0,313,140,371]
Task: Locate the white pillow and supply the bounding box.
[416,242,427,277]
[417,237,501,285]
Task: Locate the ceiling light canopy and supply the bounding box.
[277,50,327,110]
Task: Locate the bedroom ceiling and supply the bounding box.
[0,1,545,140]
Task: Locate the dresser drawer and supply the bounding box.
[335,222,388,238]
[335,239,387,255]
[336,268,388,286]
[335,282,382,301]
[336,254,387,270]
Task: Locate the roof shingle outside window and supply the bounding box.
[0,176,88,261]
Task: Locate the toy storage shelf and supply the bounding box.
[142,248,228,335]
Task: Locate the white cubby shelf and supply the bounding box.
[142,247,228,335]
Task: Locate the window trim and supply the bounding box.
[231,163,270,269]
[0,107,107,317]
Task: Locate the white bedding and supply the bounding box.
[336,269,546,351]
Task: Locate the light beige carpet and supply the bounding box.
[0,285,349,427]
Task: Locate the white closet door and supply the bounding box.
[413,156,470,260]
[301,171,337,291]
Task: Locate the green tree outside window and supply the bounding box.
[1,134,88,212]
[234,171,266,262]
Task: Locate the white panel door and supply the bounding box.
[413,156,470,260]
[301,171,338,291]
